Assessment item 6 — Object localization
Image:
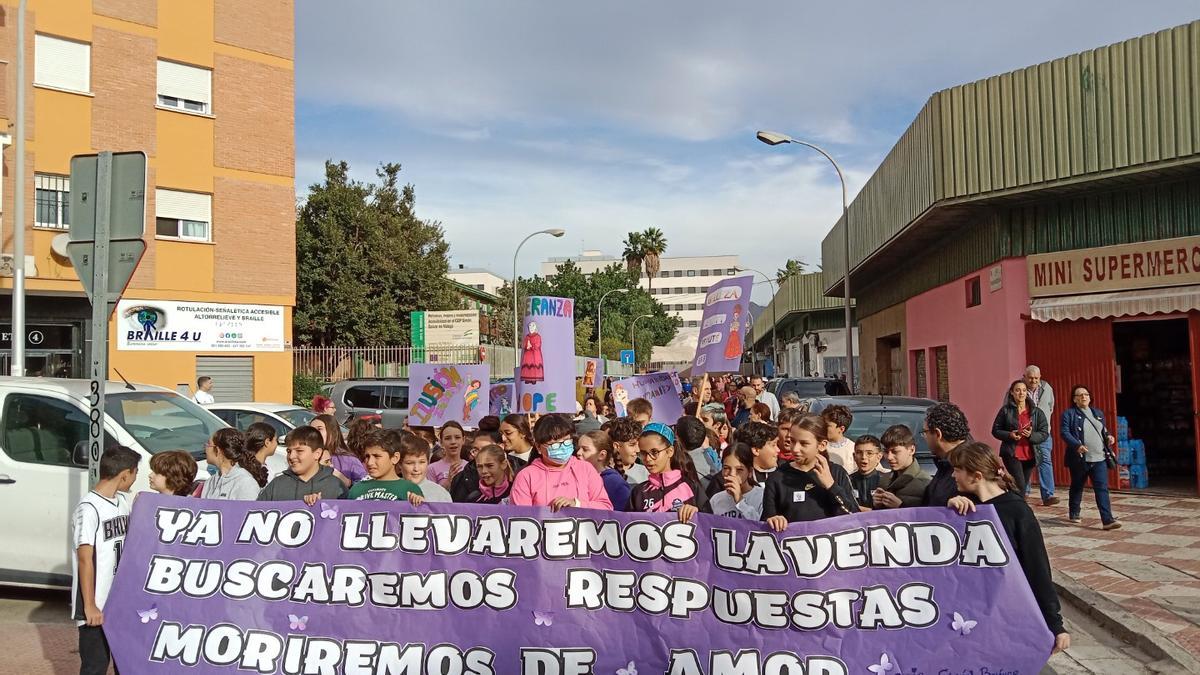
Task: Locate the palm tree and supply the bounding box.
[776,258,806,284]
[639,227,667,291]
[622,232,644,277]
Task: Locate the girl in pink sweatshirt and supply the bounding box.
[509,414,613,511]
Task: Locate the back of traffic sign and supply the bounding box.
[68,151,147,241]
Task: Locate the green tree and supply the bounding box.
[622,232,644,276]
[776,258,807,284]
[494,260,680,369]
[294,160,460,346]
[639,227,667,291]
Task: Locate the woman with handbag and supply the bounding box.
[991,380,1049,495]
[1059,385,1121,530]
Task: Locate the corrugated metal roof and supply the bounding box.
[821,20,1200,296]
[753,272,851,345]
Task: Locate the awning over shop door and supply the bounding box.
[1030,285,1200,322]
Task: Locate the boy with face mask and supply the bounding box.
[509,414,614,512]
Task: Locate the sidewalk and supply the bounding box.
[1034,489,1200,670]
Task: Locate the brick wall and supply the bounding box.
[214,0,293,59]
[93,0,156,27]
[91,27,156,155]
[213,54,293,177]
[212,176,295,298]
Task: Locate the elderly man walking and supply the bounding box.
[1024,365,1059,506]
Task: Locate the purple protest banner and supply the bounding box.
[580,357,603,388]
[516,296,575,414]
[693,275,753,373]
[105,495,1053,675]
[407,363,491,428]
[612,372,684,424]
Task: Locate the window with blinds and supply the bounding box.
[156,189,212,241]
[34,35,90,93]
[156,60,212,114]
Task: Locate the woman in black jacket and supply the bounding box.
[991,379,1049,495]
[947,442,1069,655]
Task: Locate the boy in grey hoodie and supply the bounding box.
[257,426,346,502]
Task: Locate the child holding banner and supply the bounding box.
[398,433,452,502]
[629,422,703,518]
[348,429,424,503]
[576,430,631,512]
[466,445,515,504]
[428,422,467,489]
[947,442,1070,654]
[763,414,859,530]
[510,415,613,511]
[257,426,346,502]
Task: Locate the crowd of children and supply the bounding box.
[75,388,1071,673]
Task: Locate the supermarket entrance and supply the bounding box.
[1113,317,1196,493]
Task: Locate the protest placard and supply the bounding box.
[692,275,753,373]
[104,496,1053,675]
[580,358,603,388]
[612,372,684,423]
[489,380,514,417]
[515,296,575,413]
[407,363,491,428]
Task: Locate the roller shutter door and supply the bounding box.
[195,356,254,402]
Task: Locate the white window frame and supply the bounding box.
[34,174,70,230]
[155,189,212,242]
[34,34,91,94]
[156,60,212,115]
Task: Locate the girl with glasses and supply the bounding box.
[628,422,704,520]
[509,414,613,511]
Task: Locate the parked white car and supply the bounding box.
[205,402,318,455]
[0,377,229,589]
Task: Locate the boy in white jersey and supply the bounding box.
[73,445,139,675]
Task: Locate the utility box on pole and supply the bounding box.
[67,151,147,486]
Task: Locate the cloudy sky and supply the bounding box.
[296,1,1198,296]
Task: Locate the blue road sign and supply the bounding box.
[620,349,635,365]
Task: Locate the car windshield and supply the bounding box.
[105,391,227,457]
[278,408,317,428]
[844,408,936,472]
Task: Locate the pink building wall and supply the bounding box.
[904,257,1031,448]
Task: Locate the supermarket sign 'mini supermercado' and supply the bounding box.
[116,299,286,352]
[1027,235,1200,297]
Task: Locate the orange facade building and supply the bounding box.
[0,0,295,401]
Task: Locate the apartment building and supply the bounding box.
[448,265,506,297]
[0,0,295,401]
[540,251,742,365]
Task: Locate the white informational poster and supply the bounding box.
[425,310,480,347]
[115,299,286,351]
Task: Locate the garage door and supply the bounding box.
[196,356,254,402]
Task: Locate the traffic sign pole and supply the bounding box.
[87,152,114,488]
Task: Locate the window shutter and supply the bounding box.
[34,34,90,93]
[155,189,211,223]
[157,60,211,107]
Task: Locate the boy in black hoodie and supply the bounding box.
[763,414,859,530]
[848,434,885,510]
[258,426,346,502]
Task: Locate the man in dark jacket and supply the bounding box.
[921,402,971,507]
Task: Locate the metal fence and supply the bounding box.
[292,345,632,382]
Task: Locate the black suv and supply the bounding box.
[802,395,939,474]
[766,377,852,400]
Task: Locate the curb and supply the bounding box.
[1054,574,1200,674]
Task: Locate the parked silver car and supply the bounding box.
[327,378,410,426]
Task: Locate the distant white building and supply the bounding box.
[540,251,742,367]
[448,266,507,296]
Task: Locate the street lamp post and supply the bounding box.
[597,288,630,362]
[736,267,779,377]
[756,131,854,391]
[630,313,653,373]
[512,228,566,369]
